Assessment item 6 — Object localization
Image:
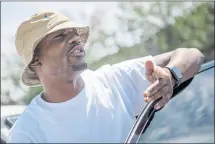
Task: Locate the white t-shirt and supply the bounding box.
[8,56,155,143]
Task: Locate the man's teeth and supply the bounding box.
[74,49,80,52]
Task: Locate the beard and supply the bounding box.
[67,54,87,72]
[65,62,87,84]
[72,62,88,71]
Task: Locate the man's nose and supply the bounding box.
[67,36,81,44]
[67,36,75,43]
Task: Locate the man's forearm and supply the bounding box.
[162,48,204,83]
[153,51,173,67]
[145,48,204,109]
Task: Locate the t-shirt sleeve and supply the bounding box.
[110,55,156,116]
[7,130,33,143]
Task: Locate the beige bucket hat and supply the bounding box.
[15,11,90,87]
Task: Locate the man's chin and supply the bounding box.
[72,62,88,71]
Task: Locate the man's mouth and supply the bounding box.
[68,44,85,57]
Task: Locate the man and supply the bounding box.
[8,11,204,143]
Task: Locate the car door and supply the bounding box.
[125,61,214,143]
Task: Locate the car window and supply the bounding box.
[138,67,214,143]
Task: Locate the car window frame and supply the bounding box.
[125,60,215,143]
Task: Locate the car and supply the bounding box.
[1,60,214,143]
[125,60,214,143]
[1,105,26,143]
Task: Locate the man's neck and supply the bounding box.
[41,76,84,103]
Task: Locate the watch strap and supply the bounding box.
[164,66,181,88]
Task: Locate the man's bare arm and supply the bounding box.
[144,48,205,109]
[153,48,205,83]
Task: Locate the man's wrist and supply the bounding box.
[163,67,176,88]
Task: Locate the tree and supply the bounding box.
[89,2,214,70]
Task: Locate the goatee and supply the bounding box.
[72,62,88,71]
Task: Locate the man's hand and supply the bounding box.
[143,60,176,110]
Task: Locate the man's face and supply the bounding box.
[37,28,87,83]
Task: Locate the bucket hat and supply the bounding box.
[15,11,90,87]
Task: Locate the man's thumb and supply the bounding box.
[145,60,154,75]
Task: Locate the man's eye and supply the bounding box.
[54,34,64,39]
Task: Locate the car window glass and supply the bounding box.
[138,68,214,143]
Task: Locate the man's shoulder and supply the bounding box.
[7,104,38,142]
[11,105,37,129]
[83,65,112,74]
[82,65,112,79]
[82,66,115,89]
[10,96,42,135]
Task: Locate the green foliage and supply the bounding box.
[23,86,43,105]
[155,2,214,61]
[90,2,214,71]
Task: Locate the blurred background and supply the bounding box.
[1,2,214,106]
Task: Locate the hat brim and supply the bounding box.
[21,21,90,87]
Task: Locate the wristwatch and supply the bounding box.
[164,66,183,88]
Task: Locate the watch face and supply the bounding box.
[172,67,183,79]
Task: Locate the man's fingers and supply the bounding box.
[144,89,163,102]
[144,85,166,102]
[154,67,169,80]
[145,60,154,76]
[154,93,171,110]
[146,72,158,83]
[144,80,164,97]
